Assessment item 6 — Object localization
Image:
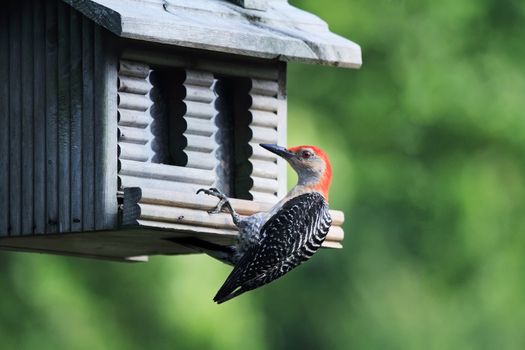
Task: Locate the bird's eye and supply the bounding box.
[301,151,312,159]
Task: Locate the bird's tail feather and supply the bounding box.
[214,287,247,304]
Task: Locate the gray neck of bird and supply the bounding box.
[296,168,321,187]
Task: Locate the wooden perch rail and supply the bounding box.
[122,188,345,249]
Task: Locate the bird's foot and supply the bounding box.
[197,187,231,214]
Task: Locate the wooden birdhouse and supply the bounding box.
[0,0,361,261]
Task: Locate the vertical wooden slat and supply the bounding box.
[57,2,71,232]
[21,0,34,235]
[33,0,47,234]
[94,26,118,230]
[82,16,95,231]
[70,7,83,232]
[45,0,59,233]
[8,2,22,236]
[276,62,287,198]
[0,6,9,236]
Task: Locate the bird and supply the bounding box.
[195,144,333,304]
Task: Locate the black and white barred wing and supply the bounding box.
[213,192,332,303]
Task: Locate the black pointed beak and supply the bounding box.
[260,144,295,160]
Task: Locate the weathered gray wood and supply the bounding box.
[251,94,279,113]
[57,1,71,232]
[323,241,343,249]
[21,0,34,235]
[119,175,205,194]
[82,16,95,231]
[250,191,279,203]
[185,85,215,103]
[185,151,215,170]
[251,79,279,96]
[119,160,215,185]
[119,60,150,79]
[250,126,278,144]
[276,62,287,198]
[185,70,216,86]
[185,117,215,137]
[45,0,59,233]
[0,227,200,261]
[251,176,279,193]
[251,159,278,179]
[139,204,238,230]
[184,101,216,120]
[0,6,9,236]
[67,0,362,68]
[118,92,151,111]
[94,25,118,230]
[9,3,22,236]
[121,189,344,248]
[118,126,149,144]
[122,187,142,226]
[122,50,280,80]
[137,220,236,239]
[185,134,215,153]
[118,109,150,128]
[70,7,83,232]
[138,188,345,226]
[139,206,344,243]
[117,59,152,172]
[33,0,47,234]
[119,142,151,162]
[250,110,278,128]
[118,75,151,95]
[229,0,268,11]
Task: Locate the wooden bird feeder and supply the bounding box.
[0,0,361,261]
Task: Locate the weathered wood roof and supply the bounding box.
[64,0,362,68]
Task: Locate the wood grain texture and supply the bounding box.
[122,49,279,80]
[21,0,34,235]
[45,0,59,233]
[0,227,199,262]
[66,0,362,68]
[33,0,47,234]
[9,3,22,236]
[94,25,119,230]
[0,6,9,236]
[276,62,288,198]
[119,160,215,185]
[122,189,344,248]
[58,1,72,232]
[118,126,149,144]
[119,176,205,194]
[118,109,150,128]
[70,7,83,232]
[117,60,153,173]
[230,0,268,11]
[1,1,121,238]
[82,16,95,231]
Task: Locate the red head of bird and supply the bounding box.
[260,144,332,201]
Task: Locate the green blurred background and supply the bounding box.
[2,0,525,348]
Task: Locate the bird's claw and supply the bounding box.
[197,187,224,199]
[197,187,229,214]
[207,199,227,214]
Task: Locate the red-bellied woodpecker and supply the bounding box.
[196,144,333,303]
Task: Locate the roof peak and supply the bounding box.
[64,0,361,68]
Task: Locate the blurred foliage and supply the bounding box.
[2,0,525,348]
